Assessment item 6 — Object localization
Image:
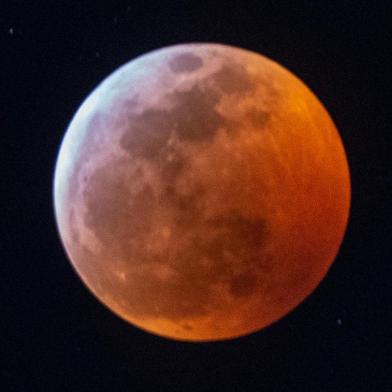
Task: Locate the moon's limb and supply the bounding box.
[54,43,351,341]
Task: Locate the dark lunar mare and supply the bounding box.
[77,61,272,320]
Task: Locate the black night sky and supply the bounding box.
[3,1,391,391]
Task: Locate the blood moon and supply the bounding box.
[54,43,350,342]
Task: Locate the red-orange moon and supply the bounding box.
[54,43,350,342]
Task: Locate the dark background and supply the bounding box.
[3,1,391,391]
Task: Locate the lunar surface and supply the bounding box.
[54,43,351,341]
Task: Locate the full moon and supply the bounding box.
[54,43,350,341]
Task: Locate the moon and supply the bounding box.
[54,43,350,342]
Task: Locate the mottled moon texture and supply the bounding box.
[54,43,350,342]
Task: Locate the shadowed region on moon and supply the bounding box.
[119,84,225,154]
[76,60,274,319]
[83,163,155,256]
[247,108,270,128]
[54,43,351,341]
[119,61,258,154]
[81,152,269,320]
[117,62,266,191]
[169,53,203,73]
[212,64,255,95]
